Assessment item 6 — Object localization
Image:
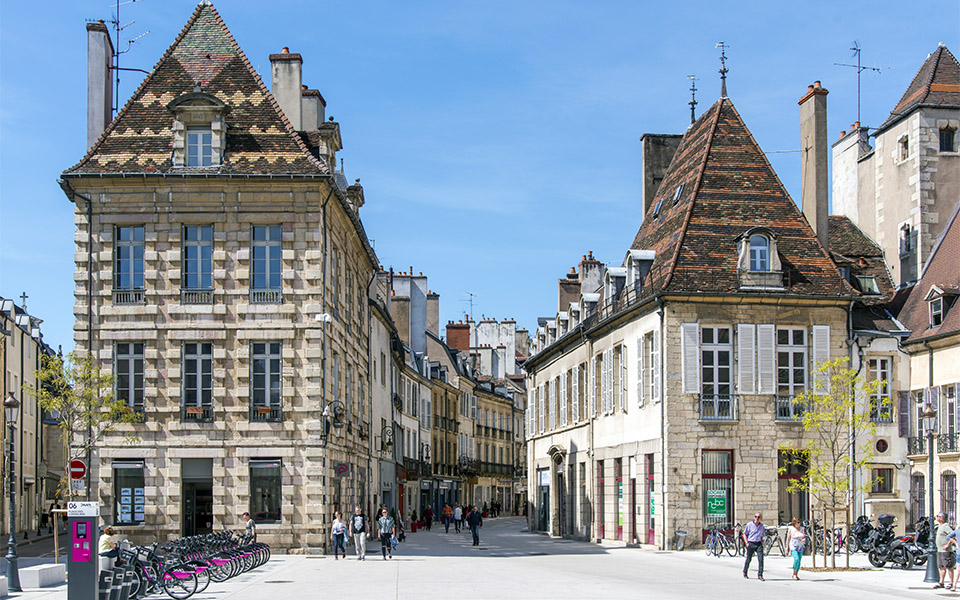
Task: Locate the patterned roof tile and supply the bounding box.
[878,44,960,133]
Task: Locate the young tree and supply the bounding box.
[781,357,889,568]
[30,351,141,500]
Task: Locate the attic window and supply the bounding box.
[167,86,229,168]
[749,234,770,272]
[941,127,957,153]
[652,198,664,219]
[672,183,686,204]
[931,297,944,327]
[186,127,213,167]
[856,275,880,295]
[736,228,783,289]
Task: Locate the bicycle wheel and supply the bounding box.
[724,535,738,557]
[162,569,198,600]
[736,536,745,556]
[762,535,774,556]
[778,537,788,557]
[704,534,715,556]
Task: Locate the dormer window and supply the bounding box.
[931,297,944,327]
[672,183,686,204]
[167,84,229,168]
[749,234,769,272]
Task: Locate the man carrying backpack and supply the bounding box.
[349,505,368,561]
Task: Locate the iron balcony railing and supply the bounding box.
[249,289,283,304]
[698,394,738,422]
[775,395,806,421]
[113,289,145,305]
[908,436,926,455]
[181,405,214,423]
[939,433,960,454]
[181,288,213,305]
[250,404,282,422]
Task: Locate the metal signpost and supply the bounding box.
[67,501,100,600]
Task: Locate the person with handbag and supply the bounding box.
[377,508,396,560]
[785,517,807,580]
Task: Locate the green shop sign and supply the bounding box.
[706,489,727,516]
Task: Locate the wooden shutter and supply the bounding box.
[572,366,580,422]
[637,336,645,406]
[737,324,756,394]
[811,325,831,392]
[620,345,628,413]
[590,356,597,418]
[757,324,775,394]
[930,387,942,434]
[538,384,545,433]
[681,323,700,393]
[652,330,662,403]
[897,390,911,437]
[560,373,568,426]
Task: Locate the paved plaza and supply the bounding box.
[2,517,950,599]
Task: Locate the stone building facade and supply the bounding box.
[61,3,377,549]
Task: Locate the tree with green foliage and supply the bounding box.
[29,351,141,499]
[780,356,889,568]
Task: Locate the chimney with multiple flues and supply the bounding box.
[798,81,829,249]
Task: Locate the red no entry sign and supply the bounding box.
[70,460,87,480]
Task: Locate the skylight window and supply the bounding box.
[652,198,664,219]
[672,183,686,204]
[856,275,880,295]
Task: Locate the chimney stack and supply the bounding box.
[301,86,326,129]
[270,47,302,130]
[798,80,829,248]
[640,134,682,220]
[86,21,114,150]
[426,290,440,338]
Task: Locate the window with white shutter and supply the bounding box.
[681,323,700,393]
[592,355,599,417]
[757,324,776,394]
[571,365,580,422]
[538,384,545,433]
[737,324,756,394]
[652,329,661,403]
[620,345,628,413]
[637,336,645,406]
[605,349,614,414]
[559,372,568,426]
[549,378,557,430]
[811,325,830,392]
[528,390,535,436]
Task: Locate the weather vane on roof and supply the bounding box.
[687,75,699,125]
[834,41,886,126]
[716,42,729,98]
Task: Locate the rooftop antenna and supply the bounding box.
[834,41,885,125]
[716,42,729,98]
[108,0,151,116]
[461,292,478,321]
[687,74,699,125]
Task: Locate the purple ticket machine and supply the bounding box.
[67,502,100,600]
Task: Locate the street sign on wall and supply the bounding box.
[334,462,350,478]
[70,460,87,480]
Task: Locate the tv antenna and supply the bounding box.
[461,292,478,321]
[834,41,885,125]
[687,74,699,125]
[716,42,729,98]
[108,0,151,116]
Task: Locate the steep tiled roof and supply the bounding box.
[899,204,960,344]
[828,215,895,303]
[630,98,847,298]
[878,44,960,133]
[63,2,328,177]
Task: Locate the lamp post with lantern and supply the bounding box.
[923,403,939,584]
[4,393,21,592]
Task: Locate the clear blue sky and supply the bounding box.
[2,0,958,352]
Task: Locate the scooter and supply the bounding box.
[848,514,874,553]
[902,518,931,567]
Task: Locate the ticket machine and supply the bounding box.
[67,501,100,600]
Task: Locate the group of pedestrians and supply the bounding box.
[741,512,808,582]
[331,505,399,561]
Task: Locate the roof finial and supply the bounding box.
[716,41,729,98]
[687,74,699,125]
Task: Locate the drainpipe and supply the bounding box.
[656,298,666,550]
[320,186,333,552]
[846,300,858,518]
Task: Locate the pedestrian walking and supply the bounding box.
[241,511,257,543]
[943,524,960,590]
[424,506,434,531]
[741,511,765,581]
[331,511,347,560]
[935,512,956,589]
[443,504,453,533]
[349,505,369,560]
[453,504,462,533]
[377,508,396,560]
[466,505,483,546]
[785,517,807,580]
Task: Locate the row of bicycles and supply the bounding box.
[702,516,891,558]
[111,530,271,599]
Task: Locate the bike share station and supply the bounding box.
[67,501,136,600]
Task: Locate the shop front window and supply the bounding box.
[250,459,281,523]
[113,460,145,525]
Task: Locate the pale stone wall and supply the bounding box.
[69,178,375,549]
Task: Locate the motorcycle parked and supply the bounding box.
[902,517,931,567]
[847,514,875,553]
[866,513,904,568]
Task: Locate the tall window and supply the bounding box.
[778,450,808,522]
[942,472,957,523]
[941,127,956,153]
[915,390,926,437]
[911,473,925,522]
[931,297,944,327]
[186,126,214,167]
[702,450,733,532]
[183,225,213,290]
[776,328,807,420]
[619,345,628,412]
[182,342,213,421]
[115,342,144,413]
[899,135,910,161]
[251,225,282,301]
[113,460,145,525]
[249,459,281,523]
[868,358,893,423]
[700,327,733,420]
[251,342,281,421]
[115,225,145,303]
[871,467,893,494]
[749,235,769,272]
[948,385,958,437]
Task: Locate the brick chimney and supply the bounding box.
[86,21,114,150]
[799,81,829,248]
[446,321,470,351]
[640,134,683,220]
[270,47,302,130]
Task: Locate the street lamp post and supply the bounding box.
[4,393,21,593]
[923,403,938,584]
